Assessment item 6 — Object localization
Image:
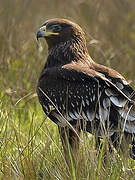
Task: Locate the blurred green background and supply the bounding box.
[0,0,135,179]
[1,0,135,97]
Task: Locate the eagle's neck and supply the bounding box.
[44,38,93,69]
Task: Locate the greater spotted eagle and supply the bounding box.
[36,18,135,159]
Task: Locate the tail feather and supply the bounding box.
[118,106,135,134]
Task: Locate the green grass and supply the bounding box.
[1,0,135,179]
[0,91,135,179]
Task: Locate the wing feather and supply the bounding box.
[37,64,135,134]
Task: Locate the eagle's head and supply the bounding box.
[36,18,86,50]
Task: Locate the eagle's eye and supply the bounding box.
[51,24,62,33]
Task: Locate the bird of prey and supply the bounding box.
[36,18,135,159]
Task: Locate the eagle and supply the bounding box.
[36,18,135,160]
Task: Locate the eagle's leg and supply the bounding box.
[95,136,101,152]
[95,136,112,163]
[58,125,81,166]
[110,132,134,159]
[95,131,134,162]
[131,138,135,159]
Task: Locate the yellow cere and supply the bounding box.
[40,26,59,36]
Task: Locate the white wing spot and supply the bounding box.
[110,96,127,107]
[116,82,124,90]
[93,94,96,101]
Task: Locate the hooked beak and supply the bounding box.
[36,25,59,40]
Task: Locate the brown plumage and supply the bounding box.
[36,18,135,160]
